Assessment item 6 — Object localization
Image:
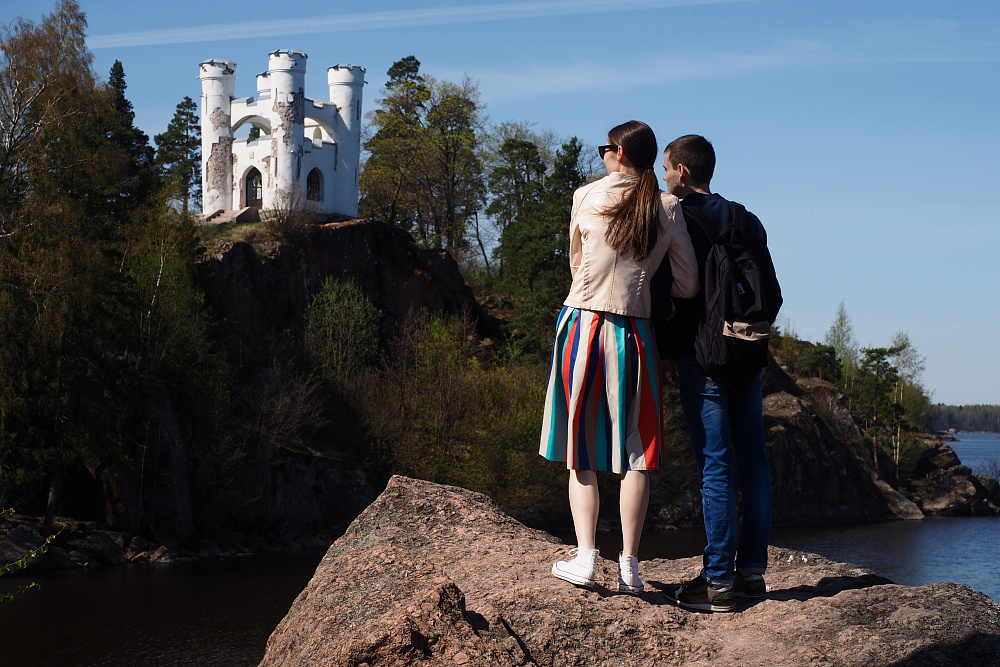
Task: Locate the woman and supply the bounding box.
[540,120,697,592]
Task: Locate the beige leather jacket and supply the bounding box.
[563,172,698,318]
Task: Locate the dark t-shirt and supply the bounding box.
[650,192,780,359]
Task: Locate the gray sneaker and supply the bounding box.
[672,575,737,612]
[734,572,767,599]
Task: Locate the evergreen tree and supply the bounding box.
[154,96,201,214]
[849,346,905,476]
[494,137,584,356]
[106,60,158,219]
[486,137,546,246]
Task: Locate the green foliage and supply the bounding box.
[797,344,842,382]
[0,509,58,603]
[485,137,546,242]
[154,96,201,214]
[304,277,382,390]
[933,405,1000,433]
[360,57,485,249]
[106,60,159,220]
[126,188,210,381]
[824,300,859,381]
[847,346,906,474]
[890,331,932,432]
[493,137,584,357]
[329,311,564,524]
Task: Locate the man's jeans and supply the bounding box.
[676,354,771,587]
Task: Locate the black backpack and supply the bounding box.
[687,202,777,381]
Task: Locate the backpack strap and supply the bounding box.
[731,202,746,234]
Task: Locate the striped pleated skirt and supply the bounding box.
[539,306,663,473]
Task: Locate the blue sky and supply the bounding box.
[13,0,1000,405]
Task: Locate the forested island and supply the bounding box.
[2,2,998,573]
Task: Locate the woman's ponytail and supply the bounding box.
[602,121,661,261]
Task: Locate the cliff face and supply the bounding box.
[763,373,925,524]
[199,219,487,341]
[99,220,484,549]
[259,476,1000,667]
[760,365,1000,525]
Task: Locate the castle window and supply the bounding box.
[246,168,263,209]
[307,168,323,202]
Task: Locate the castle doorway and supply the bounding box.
[246,168,263,209]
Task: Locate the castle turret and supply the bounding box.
[199,59,236,214]
[267,49,308,204]
[327,64,366,217]
[256,70,271,98]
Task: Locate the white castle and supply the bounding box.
[198,49,365,220]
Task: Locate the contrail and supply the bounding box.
[87,0,760,49]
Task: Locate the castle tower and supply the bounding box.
[267,49,308,204]
[198,59,236,214]
[327,64,366,217]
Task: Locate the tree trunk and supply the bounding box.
[44,464,62,532]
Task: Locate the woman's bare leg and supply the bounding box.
[620,470,649,557]
[568,469,599,551]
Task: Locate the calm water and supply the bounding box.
[0,550,324,667]
[616,432,1000,601]
[1,434,997,665]
[947,431,1000,475]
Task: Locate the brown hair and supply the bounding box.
[602,120,660,261]
[664,134,715,187]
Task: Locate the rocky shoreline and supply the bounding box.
[258,475,1000,667]
[0,515,337,572]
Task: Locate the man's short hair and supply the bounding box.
[665,135,715,187]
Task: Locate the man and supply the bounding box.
[654,135,781,612]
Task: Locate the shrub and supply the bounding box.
[304,277,382,391]
[261,191,321,242]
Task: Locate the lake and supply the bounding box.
[1,433,997,666]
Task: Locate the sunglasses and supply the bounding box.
[598,144,618,158]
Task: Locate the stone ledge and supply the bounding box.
[260,475,1000,666]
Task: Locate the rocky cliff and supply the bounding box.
[200,219,489,341]
[259,476,1000,667]
[644,359,997,533]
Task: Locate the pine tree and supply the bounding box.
[154,96,201,214]
[106,60,158,221]
[494,137,584,355]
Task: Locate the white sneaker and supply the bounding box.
[552,547,599,588]
[618,552,644,593]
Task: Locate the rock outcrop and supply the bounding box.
[200,219,490,342]
[259,476,1000,667]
